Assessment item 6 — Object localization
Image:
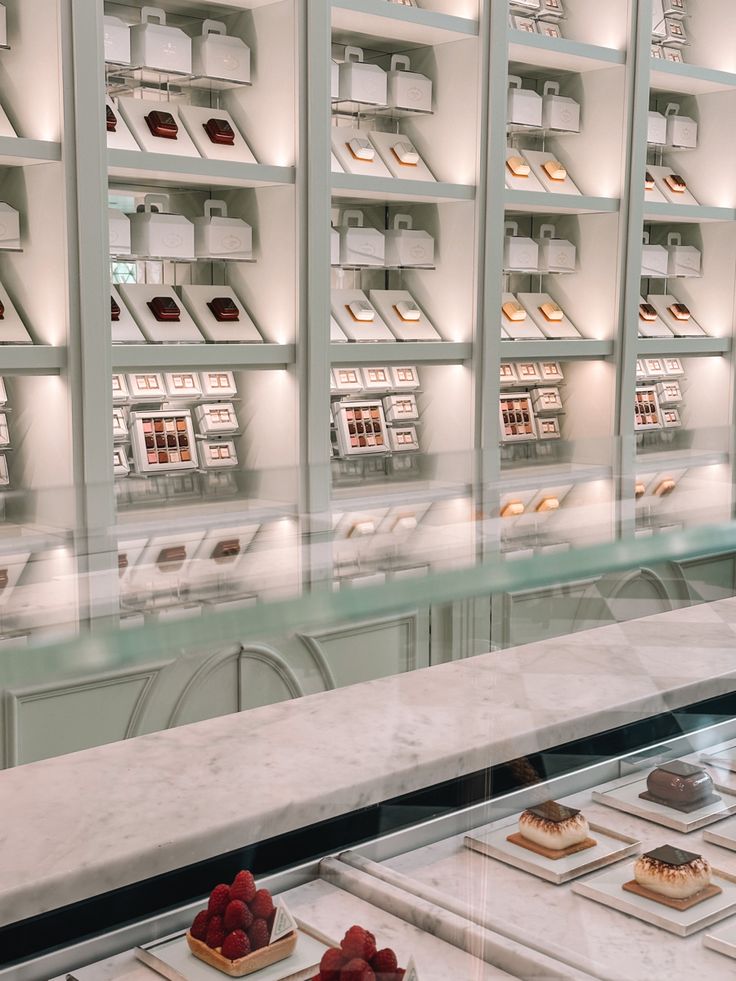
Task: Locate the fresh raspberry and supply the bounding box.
[207,883,231,917]
[205,915,225,949]
[341,927,377,962]
[231,870,257,904]
[340,959,375,981]
[250,888,275,920]
[370,949,398,975]
[221,929,251,960]
[247,917,271,951]
[190,910,209,941]
[223,899,253,933]
[320,946,346,981]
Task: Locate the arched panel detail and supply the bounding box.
[168,644,304,728]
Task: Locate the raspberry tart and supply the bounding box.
[186,870,297,977]
[309,925,409,980]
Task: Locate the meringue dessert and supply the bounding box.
[518,801,590,850]
[633,845,712,900]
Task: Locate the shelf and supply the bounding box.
[113,0,285,13]
[331,341,471,364]
[115,498,295,536]
[331,0,479,48]
[0,137,61,168]
[508,31,626,73]
[331,477,470,513]
[108,151,295,192]
[635,447,730,471]
[504,189,619,215]
[0,346,66,375]
[497,461,612,490]
[500,339,614,361]
[637,337,731,357]
[332,173,475,204]
[111,344,295,370]
[643,202,736,224]
[650,59,736,95]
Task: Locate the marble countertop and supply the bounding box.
[5,597,736,928]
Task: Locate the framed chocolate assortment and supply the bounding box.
[114,372,241,484]
[331,366,422,470]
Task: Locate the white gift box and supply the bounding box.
[663,0,687,16]
[504,221,538,272]
[200,439,239,470]
[129,194,194,260]
[331,61,339,99]
[129,6,192,75]
[666,231,701,277]
[339,209,385,266]
[384,214,435,268]
[331,226,339,265]
[103,15,131,65]
[507,75,542,128]
[665,102,697,148]
[192,20,250,84]
[647,110,667,145]
[663,16,687,43]
[641,231,668,278]
[536,223,576,273]
[539,0,565,18]
[338,46,387,105]
[386,54,432,113]
[541,81,580,132]
[194,200,252,260]
[108,208,131,256]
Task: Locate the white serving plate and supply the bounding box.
[465,819,640,885]
[593,772,736,832]
[136,926,327,981]
[705,918,736,960]
[573,863,736,937]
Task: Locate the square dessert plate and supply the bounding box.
[704,815,736,852]
[136,927,327,981]
[705,919,736,960]
[592,773,736,832]
[700,746,736,774]
[465,819,640,885]
[572,863,736,937]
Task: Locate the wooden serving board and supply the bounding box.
[505,832,597,861]
[622,880,722,911]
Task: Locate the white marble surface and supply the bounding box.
[5,597,736,927]
[280,876,517,980]
[379,785,736,981]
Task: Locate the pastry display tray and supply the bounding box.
[592,772,736,832]
[572,864,736,937]
[135,925,327,981]
[465,820,639,885]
